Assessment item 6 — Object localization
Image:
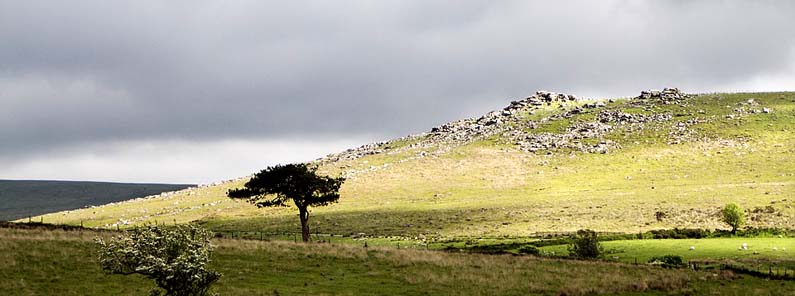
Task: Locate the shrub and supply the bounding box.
[650,228,710,239]
[518,245,540,255]
[648,255,685,268]
[466,243,523,254]
[96,224,221,296]
[722,203,745,234]
[567,229,603,259]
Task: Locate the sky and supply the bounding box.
[1,1,794,184]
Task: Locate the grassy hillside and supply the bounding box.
[4,226,795,296]
[31,91,795,240]
[0,180,193,221]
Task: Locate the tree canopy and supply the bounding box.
[568,229,603,259]
[227,163,344,242]
[722,203,745,234]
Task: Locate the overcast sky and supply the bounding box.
[1,1,794,184]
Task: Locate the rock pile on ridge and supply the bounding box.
[320,88,696,166]
[427,91,584,146]
[525,91,579,106]
[319,91,586,164]
[635,88,689,105]
[324,141,391,162]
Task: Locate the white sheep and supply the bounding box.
[689,246,695,251]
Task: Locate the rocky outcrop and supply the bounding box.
[635,88,689,104]
[511,122,619,154]
[525,91,578,106]
[319,88,697,167]
[319,90,590,164]
[426,91,582,143]
[323,141,392,163]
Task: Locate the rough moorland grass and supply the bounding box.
[4,227,795,296]
[30,92,795,240]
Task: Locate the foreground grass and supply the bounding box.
[6,227,795,295]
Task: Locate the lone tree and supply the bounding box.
[722,203,745,234]
[227,163,344,242]
[96,224,221,296]
[568,229,603,259]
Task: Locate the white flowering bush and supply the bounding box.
[96,224,221,296]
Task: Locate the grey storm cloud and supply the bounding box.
[2,0,795,158]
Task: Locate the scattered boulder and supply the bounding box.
[513,122,619,154]
[597,110,672,124]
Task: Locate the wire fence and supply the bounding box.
[688,260,795,280]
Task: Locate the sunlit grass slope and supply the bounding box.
[33,92,795,239]
[5,227,795,296]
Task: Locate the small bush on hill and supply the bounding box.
[568,229,603,259]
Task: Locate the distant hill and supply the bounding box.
[0,180,193,221]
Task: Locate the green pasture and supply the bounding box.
[540,237,795,263]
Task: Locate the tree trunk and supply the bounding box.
[299,207,310,242]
